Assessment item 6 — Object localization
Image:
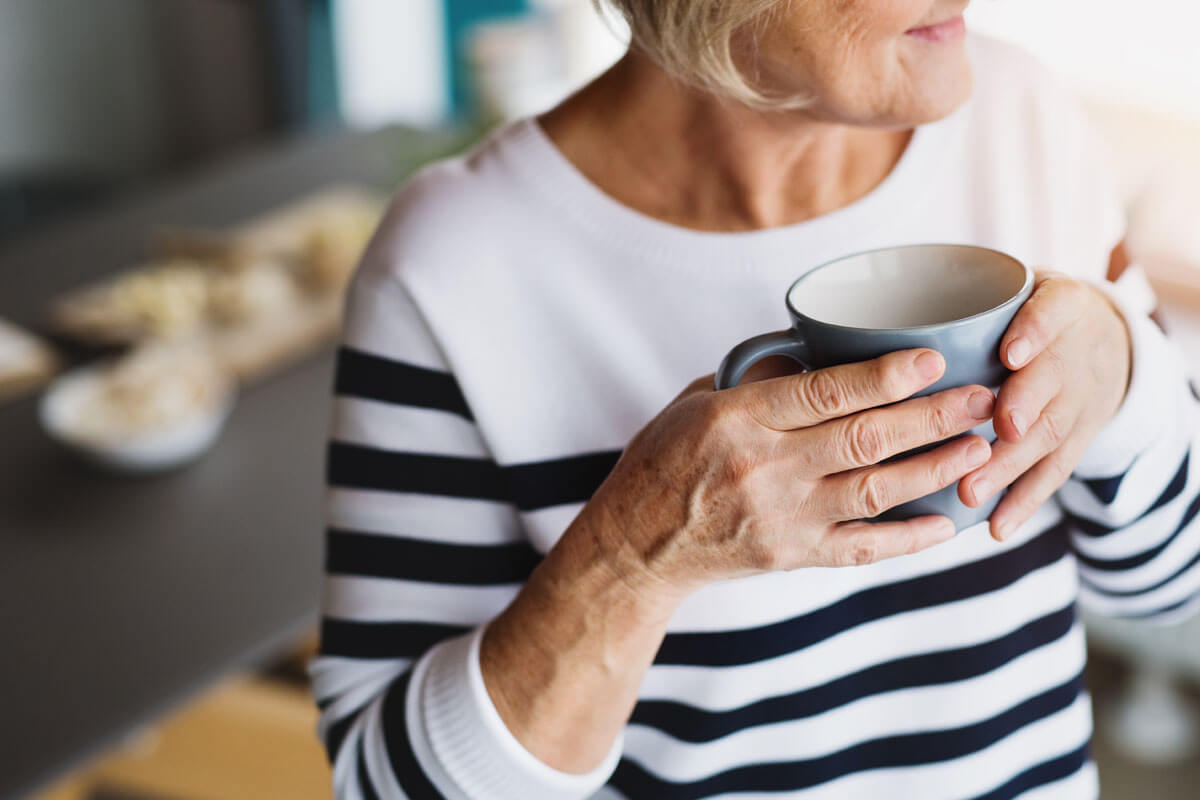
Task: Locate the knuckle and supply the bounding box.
[1040,410,1068,445]
[874,357,906,398]
[926,400,958,437]
[854,471,892,518]
[800,369,848,418]
[935,449,967,487]
[844,417,888,466]
[843,537,879,567]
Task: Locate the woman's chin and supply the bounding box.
[900,61,974,126]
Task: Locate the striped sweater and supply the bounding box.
[310,37,1200,799]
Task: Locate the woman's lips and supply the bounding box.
[906,14,966,43]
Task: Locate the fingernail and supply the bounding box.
[971,478,992,505]
[1009,409,1026,438]
[964,440,990,468]
[914,351,943,380]
[1007,338,1031,368]
[968,390,995,420]
[993,518,1013,541]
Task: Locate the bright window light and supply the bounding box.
[965,0,1200,119]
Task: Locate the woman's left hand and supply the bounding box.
[960,272,1133,541]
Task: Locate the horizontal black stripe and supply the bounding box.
[1074,489,1200,574]
[610,673,1084,799]
[632,604,1076,743]
[327,442,621,511]
[652,524,1069,667]
[966,742,1089,800]
[319,618,470,659]
[1072,452,1189,537]
[326,528,542,585]
[335,347,473,420]
[381,671,447,800]
[328,444,506,502]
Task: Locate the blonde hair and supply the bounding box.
[598,0,801,109]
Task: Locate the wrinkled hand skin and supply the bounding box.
[960,271,1133,541]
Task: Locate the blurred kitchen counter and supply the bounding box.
[0,123,464,799]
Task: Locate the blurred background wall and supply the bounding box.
[0,0,623,243]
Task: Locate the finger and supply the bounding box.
[992,347,1066,443]
[804,384,994,473]
[740,348,945,431]
[959,398,1082,509]
[987,433,1091,541]
[1000,273,1087,370]
[819,515,957,567]
[823,435,991,521]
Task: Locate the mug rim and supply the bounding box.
[784,243,1033,334]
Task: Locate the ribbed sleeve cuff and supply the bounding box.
[1073,286,1176,479]
[414,627,624,800]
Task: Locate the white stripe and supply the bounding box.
[326,488,525,545]
[310,654,411,707]
[1068,437,1197,560]
[323,574,519,625]
[1058,427,1191,527]
[519,503,586,553]
[1078,556,1200,616]
[639,553,1077,710]
[624,623,1085,782]
[310,656,408,703]
[342,269,449,373]
[669,693,1093,800]
[316,661,410,748]
[331,396,489,458]
[1076,500,1200,593]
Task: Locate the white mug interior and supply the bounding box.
[787,245,1028,329]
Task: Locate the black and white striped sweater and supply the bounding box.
[310,37,1200,800]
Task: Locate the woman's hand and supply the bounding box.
[586,348,996,601]
[960,272,1133,541]
[484,350,994,773]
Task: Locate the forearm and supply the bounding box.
[480,505,685,773]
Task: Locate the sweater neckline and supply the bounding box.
[492,107,965,276]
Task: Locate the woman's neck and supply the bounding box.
[539,50,912,232]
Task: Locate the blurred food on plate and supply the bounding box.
[0,318,58,402]
[40,341,235,473]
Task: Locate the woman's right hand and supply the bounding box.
[587,348,996,600]
[480,348,995,775]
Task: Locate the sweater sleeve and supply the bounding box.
[309,268,622,799]
[1058,265,1200,624]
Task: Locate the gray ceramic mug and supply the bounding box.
[715,244,1034,530]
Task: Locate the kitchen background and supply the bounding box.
[2,0,1199,798]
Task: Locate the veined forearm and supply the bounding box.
[479,509,683,773]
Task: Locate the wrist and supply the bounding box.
[548,499,689,627]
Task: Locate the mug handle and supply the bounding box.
[715,330,813,390]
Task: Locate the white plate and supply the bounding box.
[39,363,235,474]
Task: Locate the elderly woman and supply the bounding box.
[311,1,1200,798]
